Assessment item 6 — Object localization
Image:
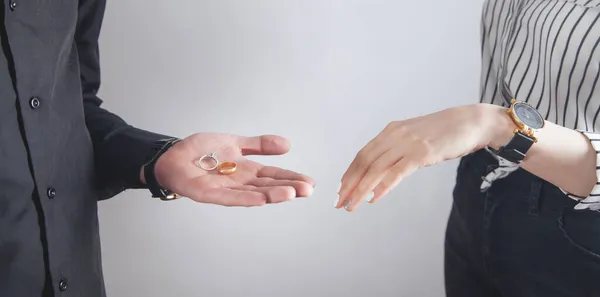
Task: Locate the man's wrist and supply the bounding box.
[140,166,147,185]
[140,138,180,185]
[140,145,172,186]
[141,138,182,199]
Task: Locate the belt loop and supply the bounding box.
[528,177,543,216]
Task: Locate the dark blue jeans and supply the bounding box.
[445,149,600,297]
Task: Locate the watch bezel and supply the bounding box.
[507,99,544,141]
[513,101,545,129]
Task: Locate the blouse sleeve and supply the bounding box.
[562,131,600,211]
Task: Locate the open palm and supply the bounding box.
[154,133,315,206]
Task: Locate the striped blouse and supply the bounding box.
[478,0,600,210]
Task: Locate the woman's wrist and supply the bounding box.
[473,103,516,150]
[466,103,598,197]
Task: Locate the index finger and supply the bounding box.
[258,166,316,187]
[237,135,291,156]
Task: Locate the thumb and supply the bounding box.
[237,135,291,156]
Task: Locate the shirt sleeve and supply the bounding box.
[561,131,600,211]
[76,0,173,200]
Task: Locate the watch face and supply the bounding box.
[513,102,544,129]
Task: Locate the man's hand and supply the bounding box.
[144,133,315,207]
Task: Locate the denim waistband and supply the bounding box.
[457,149,578,210]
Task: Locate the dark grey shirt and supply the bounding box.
[0,0,169,296]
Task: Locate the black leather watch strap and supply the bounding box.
[488,132,534,163]
[143,138,181,200]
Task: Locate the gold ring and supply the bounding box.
[217,161,237,175]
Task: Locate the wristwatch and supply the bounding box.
[487,99,545,164]
[143,138,182,201]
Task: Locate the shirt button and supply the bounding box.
[47,188,56,199]
[58,278,68,292]
[9,0,16,9]
[29,97,40,109]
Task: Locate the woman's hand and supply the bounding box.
[336,103,511,211]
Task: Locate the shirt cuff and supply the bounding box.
[561,130,600,211]
[96,126,172,199]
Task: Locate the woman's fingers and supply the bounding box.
[337,125,398,208]
[370,157,421,204]
[340,147,404,211]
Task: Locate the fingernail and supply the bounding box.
[344,200,352,211]
[334,182,341,207]
[366,192,375,203]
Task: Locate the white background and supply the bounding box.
[97,1,482,296]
